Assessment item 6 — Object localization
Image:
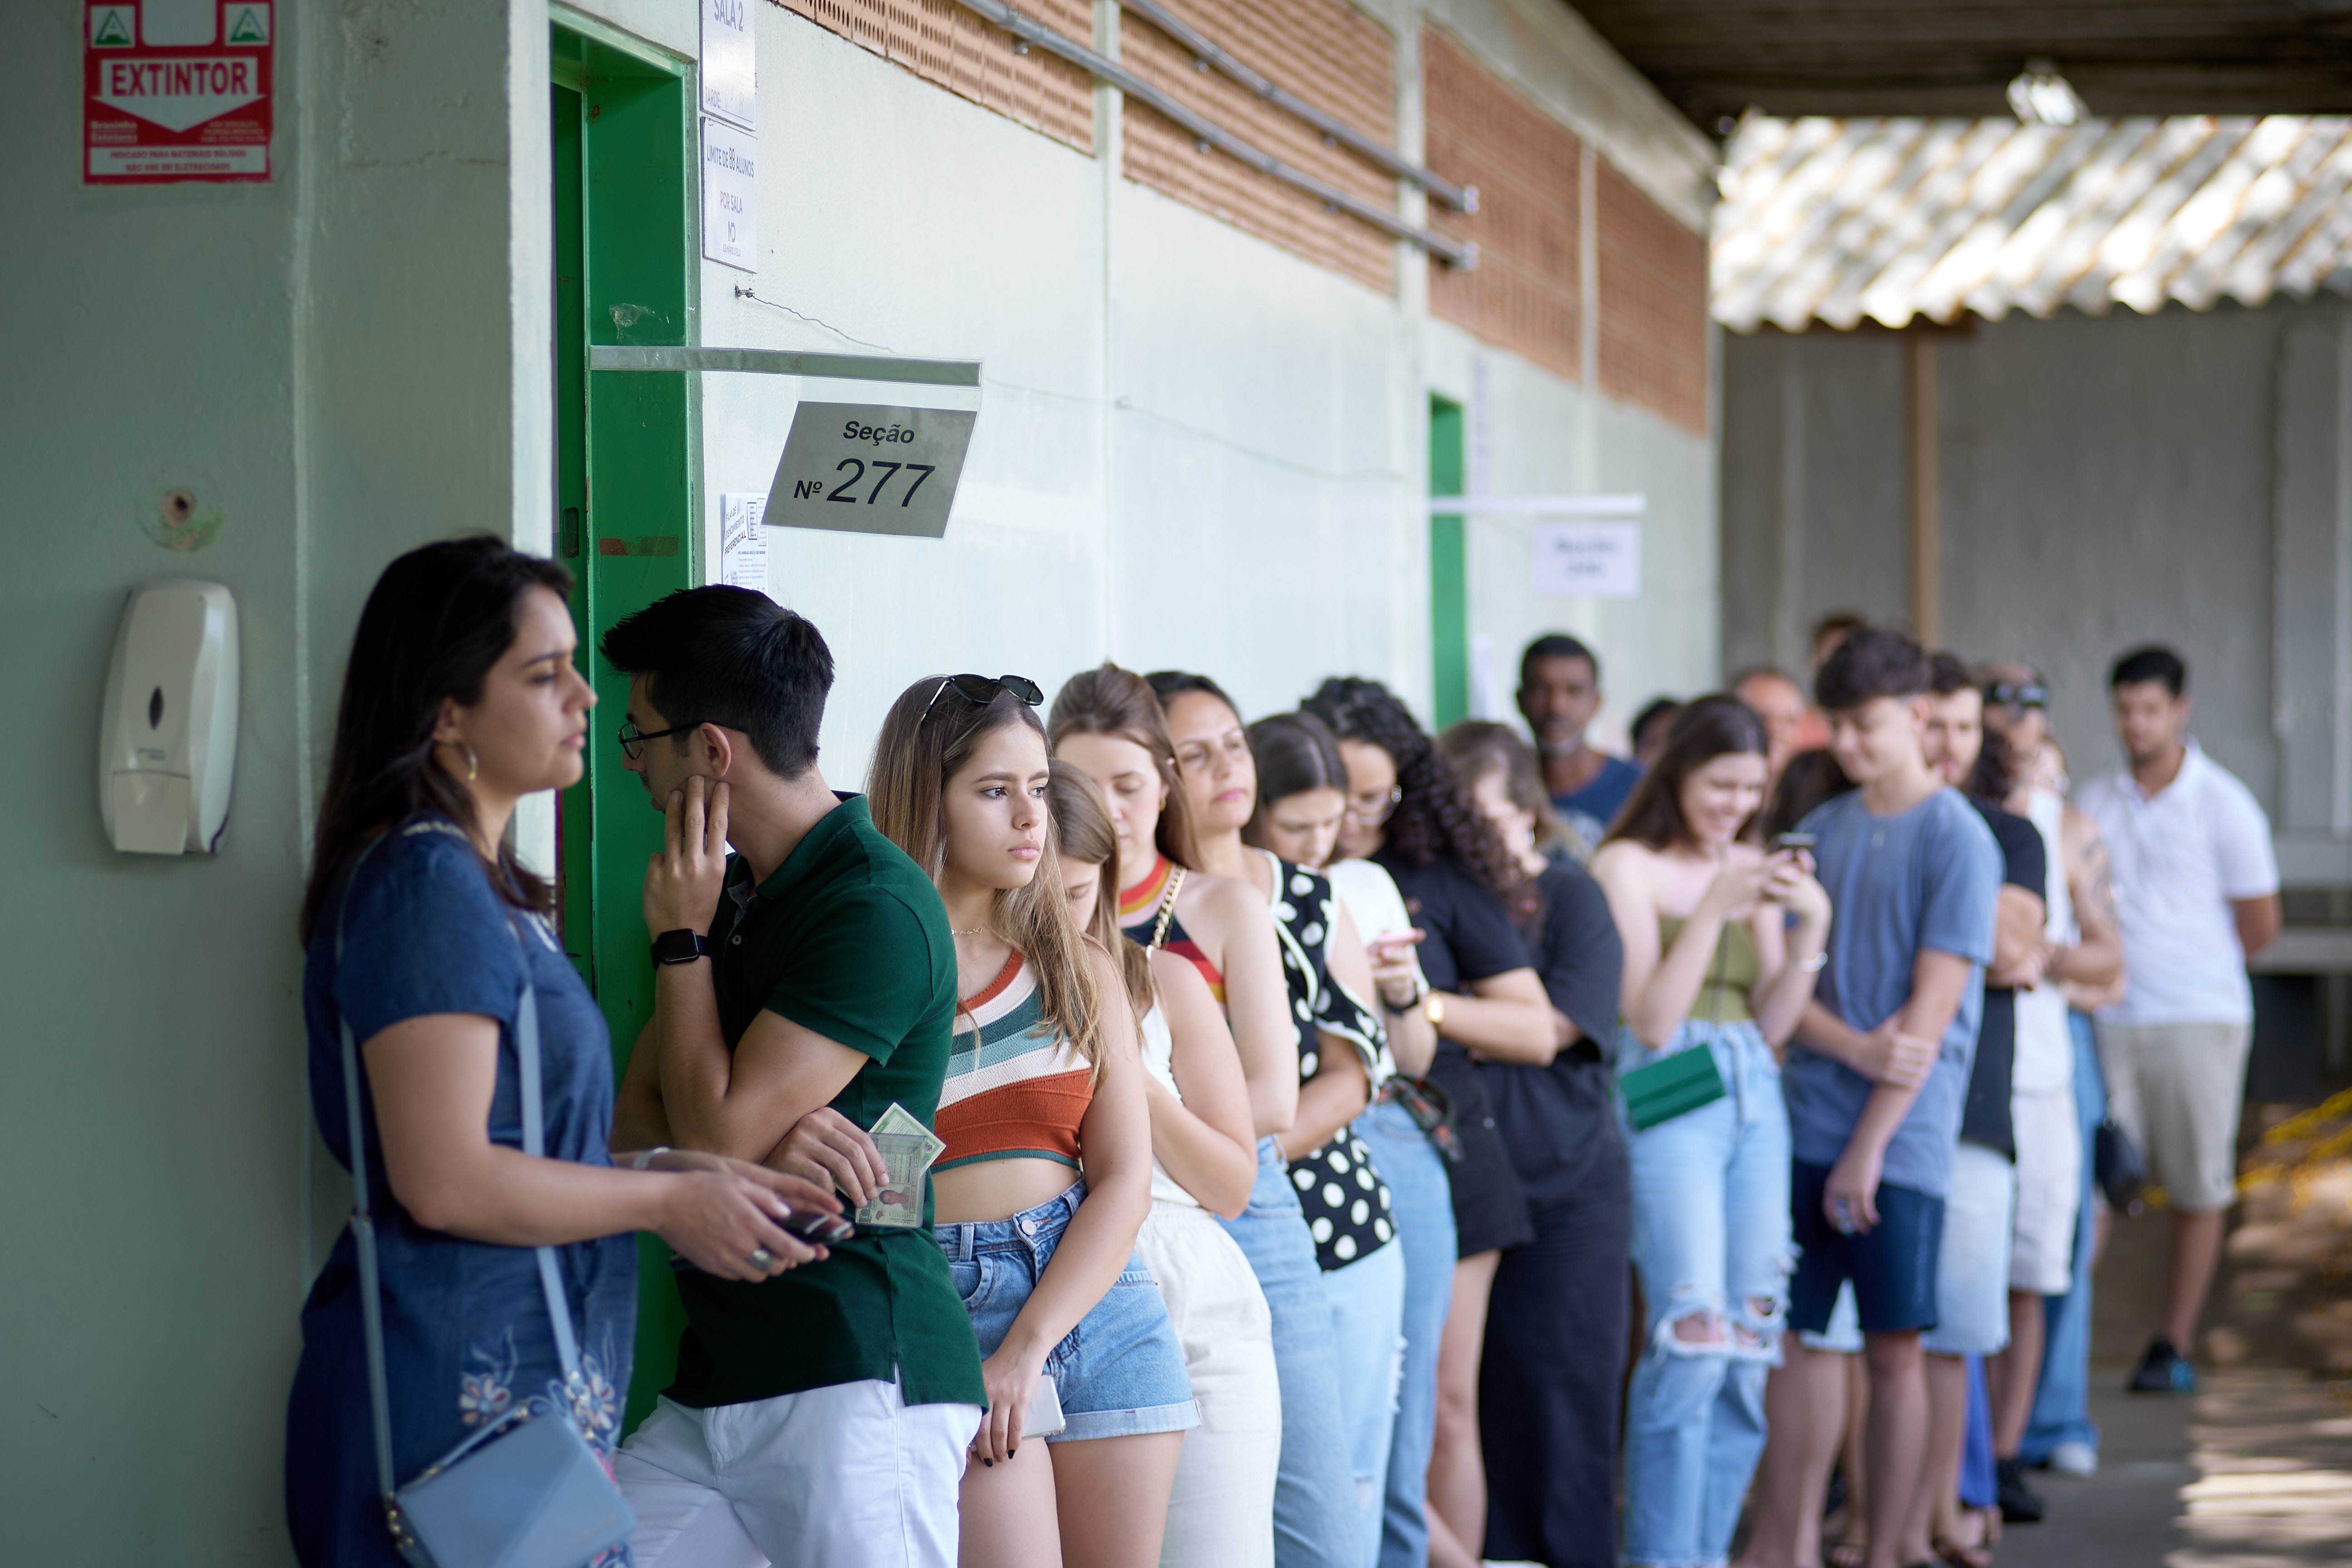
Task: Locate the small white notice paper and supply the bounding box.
[1532,522,1641,598]
[700,0,755,129]
[719,493,770,597]
[700,118,757,272]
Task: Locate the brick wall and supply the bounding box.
[1598,159,1708,434]
[1119,0,1398,294]
[772,0,1095,154]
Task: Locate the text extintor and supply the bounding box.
[763,403,979,539]
[700,117,757,273]
[85,2,274,184]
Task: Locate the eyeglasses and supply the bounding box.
[1985,681,2048,710]
[920,673,1044,725]
[1343,786,1404,825]
[618,719,704,761]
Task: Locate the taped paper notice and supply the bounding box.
[1532,522,1641,599]
[719,493,770,597]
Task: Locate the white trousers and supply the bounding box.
[1137,1200,1282,1568]
[614,1376,981,1568]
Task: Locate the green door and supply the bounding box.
[552,20,697,1432]
[1429,396,1468,730]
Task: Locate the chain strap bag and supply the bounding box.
[337,839,634,1568]
[1616,923,1733,1133]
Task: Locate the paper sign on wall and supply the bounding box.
[719,493,770,597]
[700,0,754,129]
[1532,522,1641,598]
[763,402,978,539]
[700,118,756,272]
[85,1,273,184]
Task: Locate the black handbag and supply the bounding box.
[2094,1116,2146,1212]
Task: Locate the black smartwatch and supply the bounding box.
[650,929,710,966]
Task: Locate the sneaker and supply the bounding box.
[2046,1440,2099,1477]
[2128,1337,2198,1394]
[1996,1455,2047,1524]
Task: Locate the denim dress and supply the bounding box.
[286,818,637,1568]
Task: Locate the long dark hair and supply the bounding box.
[1764,749,1854,839]
[1436,719,1572,857]
[1601,693,1770,853]
[1242,710,1346,851]
[1299,676,1522,897]
[301,537,573,945]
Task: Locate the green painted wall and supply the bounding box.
[1429,396,1469,730]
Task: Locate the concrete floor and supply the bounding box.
[1994,1370,2352,1568]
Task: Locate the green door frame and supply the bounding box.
[1429,396,1469,730]
[552,12,698,1431]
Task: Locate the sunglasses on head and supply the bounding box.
[920,673,1045,724]
[1985,681,2047,709]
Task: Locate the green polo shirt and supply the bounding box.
[665,794,985,1410]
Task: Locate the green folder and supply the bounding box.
[1617,1043,1728,1131]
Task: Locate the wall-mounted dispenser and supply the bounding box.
[100,580,240,855]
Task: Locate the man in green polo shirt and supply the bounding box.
[602,587,984,1567]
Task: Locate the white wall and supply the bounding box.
[667,0,1718,775]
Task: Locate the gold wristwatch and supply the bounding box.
[1424,991,1446,1028]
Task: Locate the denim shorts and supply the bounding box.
[934,1181,1201,1443]
[1787,1160,1944,1336]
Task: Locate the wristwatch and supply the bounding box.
[1424,992,1447,1028]
[651,928,710,966]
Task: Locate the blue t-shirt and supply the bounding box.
[1552,753,1643,847]
[1783,787,2000,1198]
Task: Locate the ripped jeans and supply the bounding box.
[1616,1020,1792,1568]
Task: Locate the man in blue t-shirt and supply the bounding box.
[1745,627,2001,1568]
[1516,633,1642,848]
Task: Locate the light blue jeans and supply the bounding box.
[1321,1230,1408,1568]
[1218,1135,1364,1568]
[1617,1022,1793,1568]
[2021,1011,2107,1463]
[1358,1100,1455,1568]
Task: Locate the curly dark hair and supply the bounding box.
[1299,676,1525,898]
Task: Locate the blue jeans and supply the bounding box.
[1617,1023,1792,1568]
[1322,1232,1408,1568]
[1358,1101,1455,1568]
[2022,1011,2107,1462]
[1219,1135,1364,1568]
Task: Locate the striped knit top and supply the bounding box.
[1118,855,1225,1005]
[935,952,1094,1173]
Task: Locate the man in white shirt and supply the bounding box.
[2076,646,2281,1396]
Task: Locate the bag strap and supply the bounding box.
[1149,863,1186,952]
[335,830,585,1511]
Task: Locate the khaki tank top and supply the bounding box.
[1657,915,1760,1025]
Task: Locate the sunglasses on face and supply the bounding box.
[920,673,1045,724]
[1985,681,2047,710]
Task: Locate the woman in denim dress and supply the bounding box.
[286,539,837,1567]
[1588,695,1832,1568]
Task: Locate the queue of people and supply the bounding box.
[287,538,2277,1568]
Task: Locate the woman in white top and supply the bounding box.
[1049,760,1280,1567]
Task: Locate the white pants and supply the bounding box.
[2010,1086,2082,1295]
[615,1376,981,1568]
[1921,1142,2017,1357]
[1137,1199,1282,1568]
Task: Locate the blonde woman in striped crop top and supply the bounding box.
[870,674,1198,1567]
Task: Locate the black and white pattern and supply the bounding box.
[1262,852,1397,1272]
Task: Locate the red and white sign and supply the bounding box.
[85,3,272,185]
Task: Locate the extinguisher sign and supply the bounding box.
[85,2,273,185]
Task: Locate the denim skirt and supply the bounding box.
[935,1180,1201,1443]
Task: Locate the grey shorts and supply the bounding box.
[2094,1019,2252,1213]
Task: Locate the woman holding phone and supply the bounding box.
[869,673,1195,1567]
[1588,695,1832,1568]
[286,539,839,1568]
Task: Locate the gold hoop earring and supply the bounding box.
[464,744,479,784]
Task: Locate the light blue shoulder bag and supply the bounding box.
[337,837,635,1568]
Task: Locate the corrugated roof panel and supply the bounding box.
[1713,114,2352,332]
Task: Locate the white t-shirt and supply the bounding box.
[2077,740,2279,1026]
[1326,858,1428,993]
[2012,788,2074,1092]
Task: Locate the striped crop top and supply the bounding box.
[935,952,1095,1173]
[1119,855,1225,1004]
